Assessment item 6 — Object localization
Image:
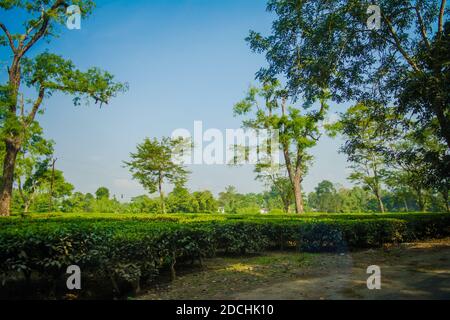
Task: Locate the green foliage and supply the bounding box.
[336,103,393,212]
[247,0,449,203]
[95,187,110,200]
[0,0,127,215]
[0,212,448,298]
[22,53,128,106]
[308,180,339,213]
[233,80,328,213]
[125,137,190,213]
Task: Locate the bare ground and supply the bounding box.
[139,238,450,300]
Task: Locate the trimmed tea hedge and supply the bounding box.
[0,213,449,299]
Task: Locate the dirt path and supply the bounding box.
[139,238,450,300]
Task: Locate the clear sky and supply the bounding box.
[1,0,352,200]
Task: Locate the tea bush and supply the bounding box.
[0,213,449,298]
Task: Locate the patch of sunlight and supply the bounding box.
[416,268,450,275]
[224,263,263,276]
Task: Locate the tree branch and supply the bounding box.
[19,0,67,57]
[438,0,447,38]
[415,5,431,50]
[0,22,16,52]
[381,13,422,73]
[17,176,27,204]
[19,9,46,48]
[26,86,45,126]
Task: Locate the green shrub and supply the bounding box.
[0,213,449,299]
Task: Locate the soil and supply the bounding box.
[138,238,450,300]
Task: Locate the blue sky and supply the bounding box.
[1,0,351,200]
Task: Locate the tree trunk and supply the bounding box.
[24,202,30,214]
[441,188,449,213]
[282,198,290,213]
[48,158,57,212]
[374,188,385,213]
[403,197,409,212]
[292,174,305,214]
[158,176,166,214]
[0,140,20,216]
[416,188,425,212]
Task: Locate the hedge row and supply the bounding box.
[0,214,449,299]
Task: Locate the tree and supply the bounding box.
[384,172,414,212]
[192,191,218,213]
[255,163,293,213]
[247,0,449,195]
[0,0,127,216]
[127,195,160,214]
[28,169,74,212]
[125,137,189,214]
[337,187,371,213]
[309,180,339,213]
[337,103,389,212]
[387,130,448,212]
[0,119,54,213]
[247,0,448,146]
[234,79,326,213]
[95,187,110,200]
[62,192,91,213]
[167,184,195,213]
[218,186,239,214]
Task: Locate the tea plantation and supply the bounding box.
[0,212,449,299]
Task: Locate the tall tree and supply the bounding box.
[0,0,127,216]
[125,137,189,214]
[247,0,448,149]
[234,79,326,213]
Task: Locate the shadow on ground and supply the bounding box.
[139,238,450,300]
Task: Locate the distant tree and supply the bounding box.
[95,187,110,200]
[16,160,50,213]
[92,196,122,213]
[255,163,293,213]
[309,180,339,213]
[30,169,74,212]
[384,172,414,212]
[218,186,239,214]
[337,103,391,213]
[125,137,189,213]
[234,79,327,213]
[192,191,218,213]
[338,187,371,213]
[127,195,160,214]
[167,184,195,213]
[62,192,87,212]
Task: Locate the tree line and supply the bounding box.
[8,178,447,214]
